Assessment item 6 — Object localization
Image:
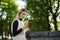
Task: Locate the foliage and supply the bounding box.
[25,0,60,31]
[0,0,18,38]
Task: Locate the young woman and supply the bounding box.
[11,9,30,40]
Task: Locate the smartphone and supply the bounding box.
[28,23,32,28]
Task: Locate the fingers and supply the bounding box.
[22,23,32,30]
[22,25,26,30]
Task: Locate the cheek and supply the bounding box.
[20,14,23,16]
[21,15,25,18]
[19,15,22,18]
[20,13,26,18]
[24,15,26,18]
[23,15,26,17]
[22,15,25,18]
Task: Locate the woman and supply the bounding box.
[11,9,30,40]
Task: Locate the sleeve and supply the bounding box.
[13,20,23,36]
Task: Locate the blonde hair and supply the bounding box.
[15,9,27,20]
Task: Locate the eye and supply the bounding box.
[22,13,26,15]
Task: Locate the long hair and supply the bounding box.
[14,9,27,20]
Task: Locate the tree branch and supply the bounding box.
[56,12,60,16]
[55,0,59,15]
[49,0,54,15]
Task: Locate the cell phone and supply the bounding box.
[28,23,32,28]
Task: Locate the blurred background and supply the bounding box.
[0,0,60,40]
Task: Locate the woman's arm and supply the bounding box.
[13,20,23,37]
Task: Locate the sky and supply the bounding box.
[16,0,26,9]
[16,0,31,20]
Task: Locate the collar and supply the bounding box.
[18,18,22,21]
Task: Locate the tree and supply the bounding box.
[25,0,60,31]
[42,0,60,31]
[0,0,18,39]
[49,0,60,31]
[25,0,50,31]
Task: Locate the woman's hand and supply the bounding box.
[27,23,32,28]
[22,24,29,30]
[22,23,32,30]
[22,25,27,30]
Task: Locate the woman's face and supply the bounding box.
[19,11,27,19]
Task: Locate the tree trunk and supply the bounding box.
[46,7,51,31]
[53,14,58,31]
[2,28,3,39]
[46,14,50,31]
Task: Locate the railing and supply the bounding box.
[0,31,60,40]
[26,31,60,40]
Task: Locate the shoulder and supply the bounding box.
[13,20,18,24]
